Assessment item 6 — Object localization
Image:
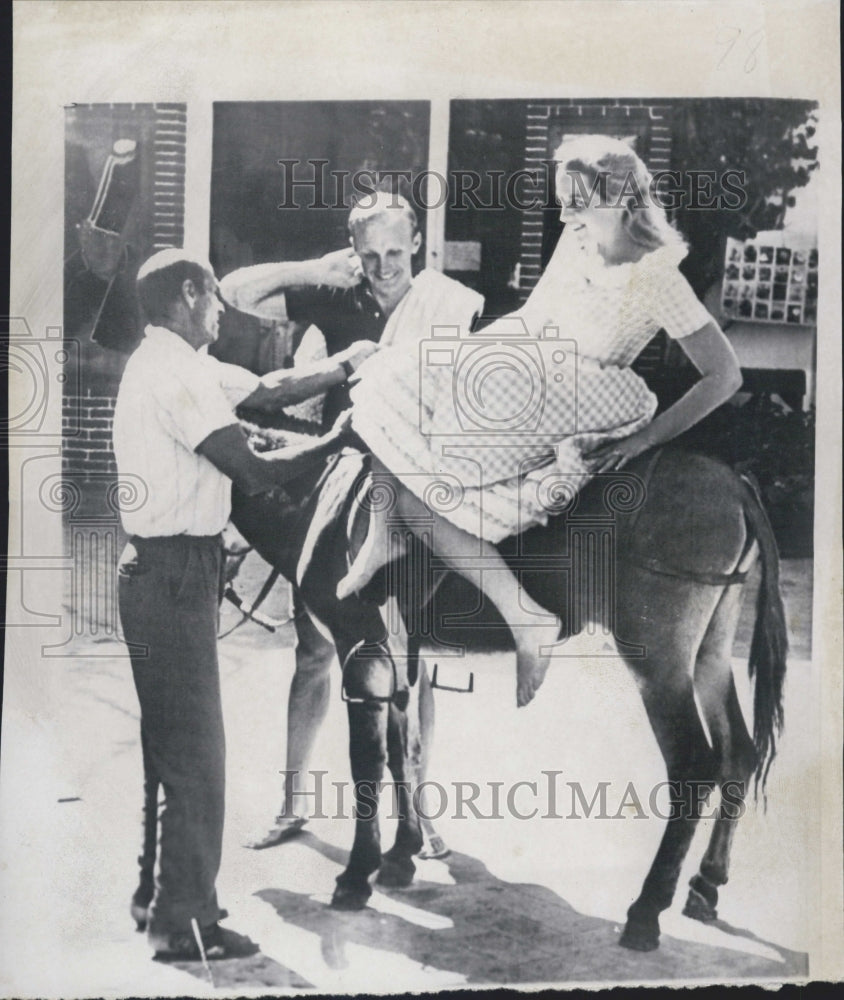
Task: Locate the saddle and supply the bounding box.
[295,448,368,590]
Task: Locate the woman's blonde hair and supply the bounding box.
[554,135,686,251]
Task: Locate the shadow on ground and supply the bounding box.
[257,834,808,986]
[160,951,314,991]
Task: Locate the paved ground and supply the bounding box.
[0,536,815,995]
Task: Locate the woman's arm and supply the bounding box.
[588,320,742,471]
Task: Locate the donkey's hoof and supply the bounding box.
[683,876,719,923]
[376,856,415,888]
[683,887,718,923]
[331,878,372,911]
[619,917,660,952]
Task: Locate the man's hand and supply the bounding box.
[338,340,379,374]
[317,247,364,289]
[198,422,342,495]
[240,340,378,412]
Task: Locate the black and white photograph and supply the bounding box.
[3,1,842,994]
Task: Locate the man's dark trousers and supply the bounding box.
[118,534,226,935]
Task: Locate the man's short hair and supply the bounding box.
[136,249,212,325]
[347,190,419,239]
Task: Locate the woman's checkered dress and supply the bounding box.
[350,232,713,542]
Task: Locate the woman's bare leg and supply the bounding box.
[339,462,560,705]
[399,490,560,706]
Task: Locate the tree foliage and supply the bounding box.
[672,99,819,294]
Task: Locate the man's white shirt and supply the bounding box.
[112,325,260,537]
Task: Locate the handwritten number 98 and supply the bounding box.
[716,26,765,73]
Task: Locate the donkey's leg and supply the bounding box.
[617,577,723,952]
[682,677,754,924]
[621,667,718,950]
[332,698,389,910]
[377,696,424,887]
[375,596,424,887]
[684,585,757,923]
[389,567,450,859]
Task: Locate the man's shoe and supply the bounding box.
[133,895,228,933]
[130,884,154,931]
[150,921,258,962]
[131,899,150,932]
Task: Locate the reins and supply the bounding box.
[219,568,285,638]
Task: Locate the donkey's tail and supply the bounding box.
[740,474,789,796]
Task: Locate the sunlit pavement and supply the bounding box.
[0,552,814,995]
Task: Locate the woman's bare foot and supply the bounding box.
[513,619,562,707]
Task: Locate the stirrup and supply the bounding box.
[429,662,474,694]
[341,640,397,703]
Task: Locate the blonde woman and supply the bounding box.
[338,136,742,707]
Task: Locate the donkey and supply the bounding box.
[227,423,787,953]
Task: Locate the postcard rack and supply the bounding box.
[721,236,818,326]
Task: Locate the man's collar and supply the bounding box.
[354,279,378,306]
[355,277,414,316]
[144,324,198,354]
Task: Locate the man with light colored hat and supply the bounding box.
[113,248,367,960]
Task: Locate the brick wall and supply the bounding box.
[516,99,675,370]
[517,99,674,302]
[62,389,118,478]
[151,103,187,251]
[63,103,187,481]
